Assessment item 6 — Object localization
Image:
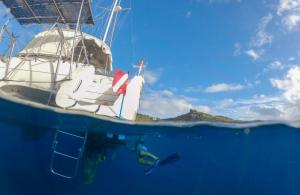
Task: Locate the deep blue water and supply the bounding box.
[1,121,300,195]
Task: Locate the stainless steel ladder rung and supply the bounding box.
[50,129,88,179]
[56,130,85,139]
[53,151,79,160]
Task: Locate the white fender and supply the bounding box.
[55,66,95,108]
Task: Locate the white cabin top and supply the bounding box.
[19,28,113,72]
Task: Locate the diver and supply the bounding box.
[134,136,159,166]
[132,136,181,175]
[83,133,178,183]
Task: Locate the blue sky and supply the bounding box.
[1,0,300,120]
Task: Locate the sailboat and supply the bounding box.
[0,0,145,179]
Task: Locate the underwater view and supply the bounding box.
[2,117,300,195]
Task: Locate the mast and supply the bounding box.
[102,0,119,44]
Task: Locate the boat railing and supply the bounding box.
[0,21,16,80]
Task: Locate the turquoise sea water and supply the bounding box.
[0,98,300,194]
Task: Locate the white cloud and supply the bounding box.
[140,68,300,120]
[245,49,260,60]
[283,14,300,30]
[270,66,300,103]
[277,0,300,30]
[161,89,174,97]
[269,60,284,70]
[251,14,273,47]
[245,14,272,61]
[205,83,244,93]
[249,106,283,119]
[186,82,245,93]
[218,98,235,108]
[194,105,211,113]
[140,89,210,118]
[277,0,300,16]
[208,67,300,121]
[213,95,285,120]
[143,70,160,85]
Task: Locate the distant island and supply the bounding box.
[136,109,238,123]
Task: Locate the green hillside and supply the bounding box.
[136,109,238,123]
[136,113,159,122]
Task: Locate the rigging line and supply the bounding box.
[15,27,28,51]
[94,8,106,40]
[111,8,130,46]
[94,8,108,20]
[109,6,120,48]
[110,15,120,47]
[95,9,108,38]
[98,13,105,34]
[103,0,119,43]
[108,0,129,46]
[101,11,110,38]
[101,2,112,41]
[93,13,108,36]
[51,0,66,24]
[1,33,15,54]
[88,1,101,38]
[129,0,136,64]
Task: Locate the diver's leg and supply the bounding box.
[141,151,159,161]
[138,158,155,166]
